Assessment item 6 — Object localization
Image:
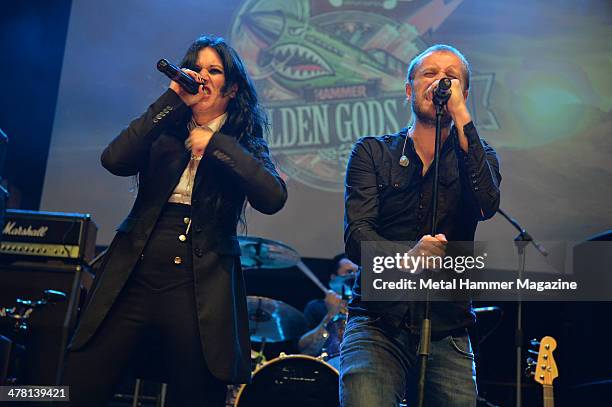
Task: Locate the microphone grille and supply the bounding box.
[439,77,452,90]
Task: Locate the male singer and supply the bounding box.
[340,44,501,406]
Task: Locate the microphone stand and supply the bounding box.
[496,208,547,407]
[416,93,448,407]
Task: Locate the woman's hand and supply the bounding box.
[185,127,214,157]
[169,69,205,107]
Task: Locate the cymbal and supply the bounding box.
[239,236,300,269]
[247,296,308,343]
[329,274,355,296]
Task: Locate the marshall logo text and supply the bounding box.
[2,221,49,238]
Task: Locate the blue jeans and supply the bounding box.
[339,315,477,407]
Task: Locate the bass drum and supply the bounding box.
[234,354,339,407]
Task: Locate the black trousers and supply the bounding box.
[63,204,226,407]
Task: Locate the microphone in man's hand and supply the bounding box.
[157,58,201,95]
[432,77,452,105]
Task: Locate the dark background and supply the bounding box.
[0,0,71,210]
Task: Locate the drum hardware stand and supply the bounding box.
[252,341,266,367]
[496,208,548,407]
[0,290,67,384]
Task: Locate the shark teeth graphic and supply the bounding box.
[268,43,333,81]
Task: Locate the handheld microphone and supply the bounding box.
[432,77,452,105]
[156,58,201,95]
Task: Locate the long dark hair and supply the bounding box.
[180,35,275,230]
[180,35,270,158]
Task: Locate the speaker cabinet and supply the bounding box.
[0,261,83,385]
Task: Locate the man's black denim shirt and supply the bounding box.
[344,122,501,333]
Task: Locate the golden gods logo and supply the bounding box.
[231,0,498,192]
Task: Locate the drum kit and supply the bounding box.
[226,237,355,407]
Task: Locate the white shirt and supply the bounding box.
[168,113,227,205]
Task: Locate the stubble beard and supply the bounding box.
[411,96,453,128]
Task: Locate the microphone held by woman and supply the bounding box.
[156,58,201,95]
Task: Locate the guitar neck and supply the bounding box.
[543,384,554,407]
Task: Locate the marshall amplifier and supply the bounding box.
[0,209,97,264]
[0,209,97,384]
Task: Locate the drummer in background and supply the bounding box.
[298,253,357,355]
